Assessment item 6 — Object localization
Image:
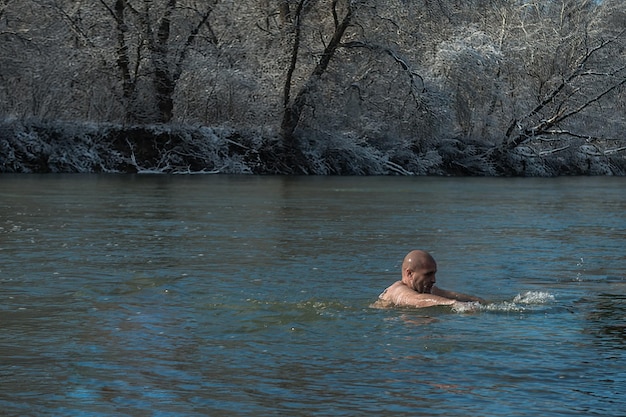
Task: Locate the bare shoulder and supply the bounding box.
[378,281,404,300]
[371,281,404,309]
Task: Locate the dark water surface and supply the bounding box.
[1,175,625,416]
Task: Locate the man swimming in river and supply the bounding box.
[375,250,485,308]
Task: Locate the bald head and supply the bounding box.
[401,250,438,292]
[402,250,436,272]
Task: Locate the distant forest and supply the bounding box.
[1,0,625,175]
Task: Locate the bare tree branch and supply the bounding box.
[503,30,626,150]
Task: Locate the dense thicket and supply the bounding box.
[1,0,625,175]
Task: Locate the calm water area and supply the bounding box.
[1,174,625,416]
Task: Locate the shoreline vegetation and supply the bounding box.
[1,1,625,176]
[1,119,624,176]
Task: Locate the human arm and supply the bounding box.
[431,286,485,303]
[379,282,459,308]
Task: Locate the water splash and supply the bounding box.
[467,291,557,313]
[451,301,482,313]
[574,257,585,282]
[512,291,555,304]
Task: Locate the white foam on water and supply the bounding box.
[453,291,557,313]
[451,301,482,313]
[480,301,528,313]
[512,291,555,304]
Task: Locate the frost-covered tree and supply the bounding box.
[93,0,220,123]
[494,0,626,160]
[420,0,626,173]
[274,0,442,171]
[1,0,625,175]
[0,0,90,119]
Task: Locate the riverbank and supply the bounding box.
[1,120,624,176]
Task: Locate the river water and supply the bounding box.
[1,175,625,416]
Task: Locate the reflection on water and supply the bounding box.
[582,293,626,344]
[1,175,625,416]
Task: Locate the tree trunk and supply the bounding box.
[147,0,176,123]
[109,0,139,122]
[280,1,354,151]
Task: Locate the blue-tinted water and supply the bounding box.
[1,175,625,416]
